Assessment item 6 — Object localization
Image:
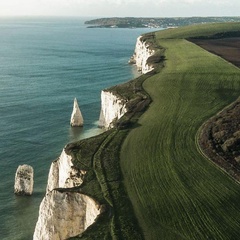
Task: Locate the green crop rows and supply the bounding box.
[121,23,240,239]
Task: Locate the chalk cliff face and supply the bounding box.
[33,148,101,240]
[47,149,85,192]
[129,35,155,74]
[33,190,101,240]
[99,90,127,129]
[99,35,156,129]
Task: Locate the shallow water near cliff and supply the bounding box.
[0,17,162,239]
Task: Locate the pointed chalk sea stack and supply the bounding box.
[70,98,84,127]
[14,164,34,196]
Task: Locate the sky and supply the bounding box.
[0,0,239,17]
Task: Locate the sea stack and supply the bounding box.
[70,98,84,127]
[14,164,34,196]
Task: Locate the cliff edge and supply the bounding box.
[33,32,161,240]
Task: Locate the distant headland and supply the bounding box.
[85,17,240,29]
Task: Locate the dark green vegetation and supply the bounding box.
[67,129,143,240]
[199,98,240,182]
[85,17,240,29]
[67,129,144,240]
[121,22,240,239]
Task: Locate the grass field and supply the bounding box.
[154,22,240,39]
[120,24,240,239]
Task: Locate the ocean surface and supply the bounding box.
[0,17,161,239]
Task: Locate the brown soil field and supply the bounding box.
[190,37,240,67]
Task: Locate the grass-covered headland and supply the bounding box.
[69,22,240,239]
[121,22,240,240]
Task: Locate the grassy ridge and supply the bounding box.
[121,25,240,239]
[155,22,240,39]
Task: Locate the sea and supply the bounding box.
[0,17,161,239]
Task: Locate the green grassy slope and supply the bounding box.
[121,25,240,239]
[155,22,240,39]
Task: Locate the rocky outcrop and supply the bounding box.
[70,98,84,127]
[47,148,86,192]
[129,36,155,74]
[98,90,127,129]
[33,148,101,240]
[14,164,34,196]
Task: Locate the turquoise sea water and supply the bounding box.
[0,17,160,239]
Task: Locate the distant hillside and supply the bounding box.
[85,17,240,28]
[121,22,240,240]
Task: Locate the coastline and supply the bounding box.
[33,32,160,239]
[0,17,159,240]
[32,21,240,239]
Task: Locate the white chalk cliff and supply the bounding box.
[33,148,101,240]
[129,35,155,74]
[98,90,127,129]
[70,98,84,127]
[99,35,156,129]
[14,164,34,196]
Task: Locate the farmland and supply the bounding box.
[121,23,240,239]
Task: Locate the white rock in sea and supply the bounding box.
[70,98,83,127]
[14,164,34,196]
